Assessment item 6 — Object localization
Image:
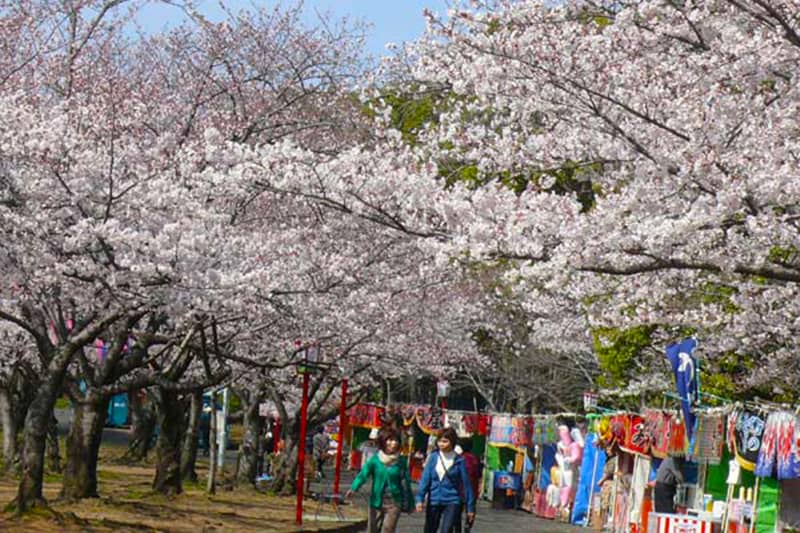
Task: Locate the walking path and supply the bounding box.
[312,463,584,533]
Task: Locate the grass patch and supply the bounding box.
[0,459,366,532]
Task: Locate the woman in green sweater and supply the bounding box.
[346,427,414,533]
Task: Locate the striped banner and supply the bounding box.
[647,513,721,533]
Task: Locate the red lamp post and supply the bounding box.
[294,342,324,527]
[295,369,311,526]
[333,374,348,498]
[437,379,450,410]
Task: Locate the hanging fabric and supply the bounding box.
[692,411,726,464]
[755,411,781,477]
[774,411,799,479]
[347,403,385,429]
[620,414,649,456]
[643,409,670,459]
[667,413,687,456]
[488,414,534,452]
[731,407,767,471]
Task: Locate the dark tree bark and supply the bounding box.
[269,434,298,495]
[45,413,61,474]
[0,387,18,470]
[207,390,217,494]
[152,389,184,495]
[235,397,264,487]
[16,371,65,511]
[122,390,156,462]
[60,394,109,500]
[180,390,202,483]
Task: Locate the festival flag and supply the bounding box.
[665,338,698,443]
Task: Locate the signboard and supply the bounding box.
[493,471,522,491]
[583,392,598,411]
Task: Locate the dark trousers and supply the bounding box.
[654,482,677,513]
[424,503,461,533]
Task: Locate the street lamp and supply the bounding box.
[293,341,329,527]
[333,359,350,500]
[437,379,450,410]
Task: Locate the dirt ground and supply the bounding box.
[0,449,365,532]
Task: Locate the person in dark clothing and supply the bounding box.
[455,438,481,533]
[416,427,475,533]
[654,456,684,513]
[313,426,328,479]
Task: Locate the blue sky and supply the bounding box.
[137,1,449,58]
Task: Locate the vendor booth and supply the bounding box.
[484,413,533,508]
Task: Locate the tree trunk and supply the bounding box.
[269,434,298,495]
[123,390,155,462]
[0,387,18,470]
[45,413,61,473]
[152,389,183,495]
[236,399,264,487]
[16,378,61,511]
[60,394,109,501]
[207,390,217,494]
[180,391,202,483]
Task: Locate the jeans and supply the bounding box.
[424,503,461,533]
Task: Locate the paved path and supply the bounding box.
[312,464,584,533]
[395,501,582,532]
[54,411,584,532]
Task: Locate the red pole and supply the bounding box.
[333,377,348,497]
[296,371,311,526]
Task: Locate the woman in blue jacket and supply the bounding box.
[415,427,475,533]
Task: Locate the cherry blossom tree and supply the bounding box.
[0,0,377,509]
[359,0,800,399]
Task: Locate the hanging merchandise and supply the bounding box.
[348,403,385,429]
[775,411,799,480]
[533,415,558,445]
[620,413,649,456]
[667,413,687,456]
[693,411,726,464]
[489,414,534,452]
[400,404,418,426]
[571,432,606,525]
[732,407,766,471]
[610,415,627,448]
[756,411,781,478]
[415,405,444,435]
[643,409,671,459]
[443,410,490,437]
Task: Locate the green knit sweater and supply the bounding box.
[351,453,414,509]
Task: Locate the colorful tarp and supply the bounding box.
[489,414,534,451]
[533,416,558,445]
[347,403,385,429]
[571,433,606,525]
[692,412,726,464]
[443,410,489,437]
[775,412,799,480]
[415,405,444,435]
[620,414,649,456]
[729,408,767,471]
[643,409,667,458]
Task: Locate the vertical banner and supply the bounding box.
[665,338,699,443]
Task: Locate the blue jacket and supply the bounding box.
[416,451,475,513]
